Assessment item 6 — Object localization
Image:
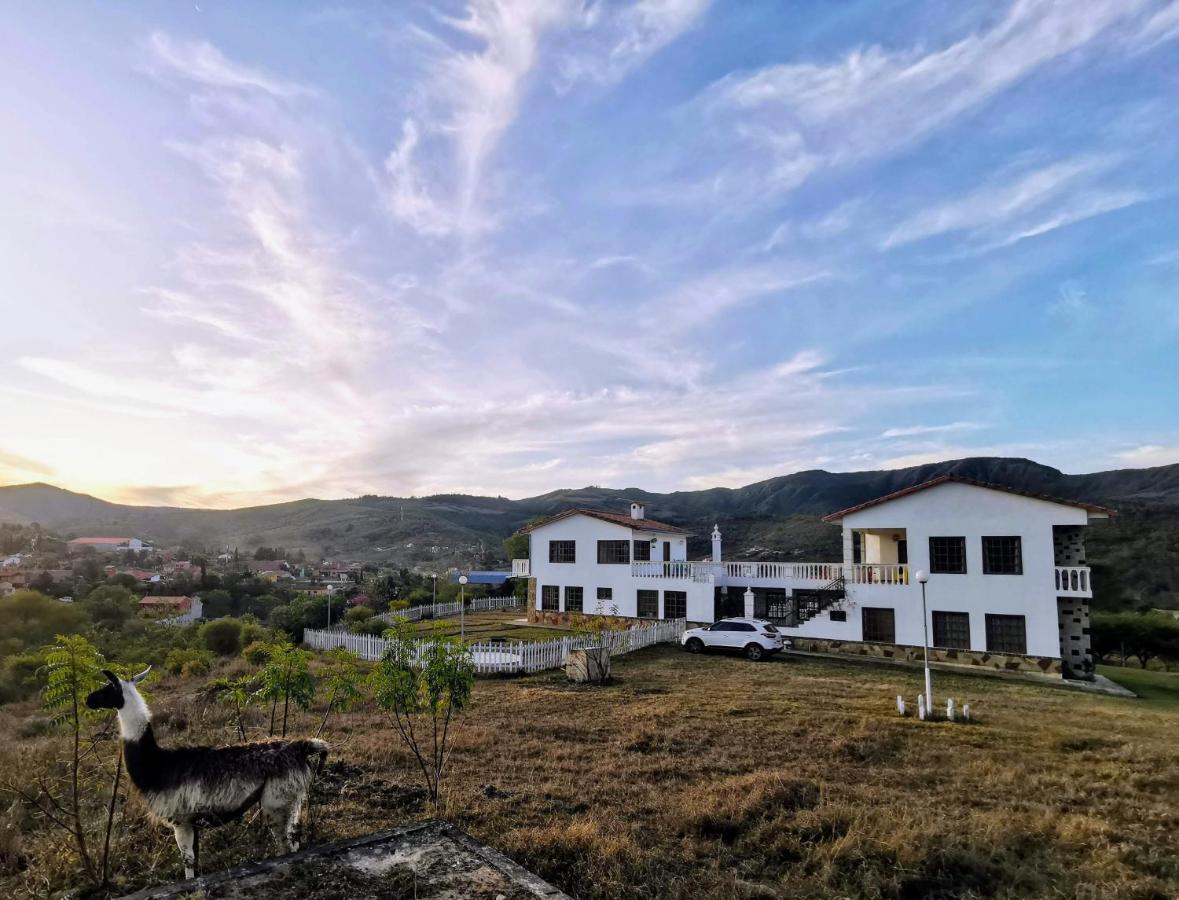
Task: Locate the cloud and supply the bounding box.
[143,31,314,98]
[883,158,1109,248]
[881,422,986,439]
[698,0,1150,197]
[1114,444,1179,467]
[556,0,711,88]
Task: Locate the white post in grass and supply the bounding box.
[896,695,906,717]
[915,569,933,716]
[917,693,926,721]
[458,575,468,643]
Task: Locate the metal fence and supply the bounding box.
[304,617,686,676]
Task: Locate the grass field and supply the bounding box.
[405,609,578,643]
[2,646,1178,899]
[1099,664,1179,712]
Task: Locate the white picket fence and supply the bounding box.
[373,594,520,625]
[304,618,686,676]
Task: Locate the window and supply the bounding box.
[982,536,1022,575]
[637,589,659,618]
[829,610,847,623]
[597,540,630,564]
[663,590,686,619]
[548,540,576,564]
[929,536,967,574]
[932,611,971,649]
[565,586,583,613]
[632,540,651,562]
[986,614,1026,654]
[596,587,612,605]
[862,607,895,643]
[540,585,559,611]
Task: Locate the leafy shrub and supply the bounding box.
[242,640,273,666]
[199,618,243,656]
[80,586,136,630]
[181,657,212,677]
[163,647,214,676]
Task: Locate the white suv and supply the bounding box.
[682,618,787,661]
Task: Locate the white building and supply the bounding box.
[67,536,148,554]
[515,478,1113,679]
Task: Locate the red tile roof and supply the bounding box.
[139,595,191,608]
[821,475,1117,522]
[519,508,690,535]
[68,537,133,545]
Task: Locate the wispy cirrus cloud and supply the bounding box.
[143,30,314,98]
[881,422,986,439]
[696,0,1152,199]
[882,156,1148,251]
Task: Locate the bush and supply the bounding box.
[240,620,272,647]
[351,617,387,636]
[181,657,212,677]
[242,640,273,666]
[80,585,136,630]
[200,618,244,656]
[163,647,214,676]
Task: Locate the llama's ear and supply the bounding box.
[102,669,121,687]
[131,666,152,685]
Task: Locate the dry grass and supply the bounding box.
[2,647,1178,899]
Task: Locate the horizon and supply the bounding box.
[2,452,1173,511]
[3,2,1179,509]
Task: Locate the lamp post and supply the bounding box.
[431,573,437,605]
[915,569,932,714]
[458,575,468,644]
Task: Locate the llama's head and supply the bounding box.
[86,667,151,711]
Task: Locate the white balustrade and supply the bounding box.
[512,559,530,577]
[848,564,909,585]
[1054,565,1091,597]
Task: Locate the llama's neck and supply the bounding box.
[116,682,153,742]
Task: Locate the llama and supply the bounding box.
[85,668,327,879]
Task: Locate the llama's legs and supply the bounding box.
[262,778,307,853]
[173,823,196,879]
[284,795,305,852]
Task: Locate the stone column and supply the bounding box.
[744,587,754,618]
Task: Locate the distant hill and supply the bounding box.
[2,457,1177,609]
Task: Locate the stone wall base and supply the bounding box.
[527,609,634,629]
[790,638,1063,677]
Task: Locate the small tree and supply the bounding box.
[315,648,363,738]
[212,675,254,740]
[369,621,474,808]
[256,643,316,737]
[2,636,136,890]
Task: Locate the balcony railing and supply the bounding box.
[848,564,909,585]
[632,561,713,582]
[722,561,843,582]
[512,559,530,577]
[1054,565,1091,597]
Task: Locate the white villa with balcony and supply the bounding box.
[513,476,1113,679]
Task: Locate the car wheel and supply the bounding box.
[745,643,765,661]
[685,637,705,654]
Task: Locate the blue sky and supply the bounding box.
[2,0,1178,508]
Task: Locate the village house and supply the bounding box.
[138,595,203,623]
[67,536,149,554]
[515,477,1113,679]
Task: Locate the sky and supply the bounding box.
[1,0,1178,509]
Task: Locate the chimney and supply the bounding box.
[629,501,645,520]
[711,525,722,563]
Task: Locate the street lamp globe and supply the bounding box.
[915,569,929,584]
[458,576,468,586]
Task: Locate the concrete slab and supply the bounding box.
[116,820,569,900]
